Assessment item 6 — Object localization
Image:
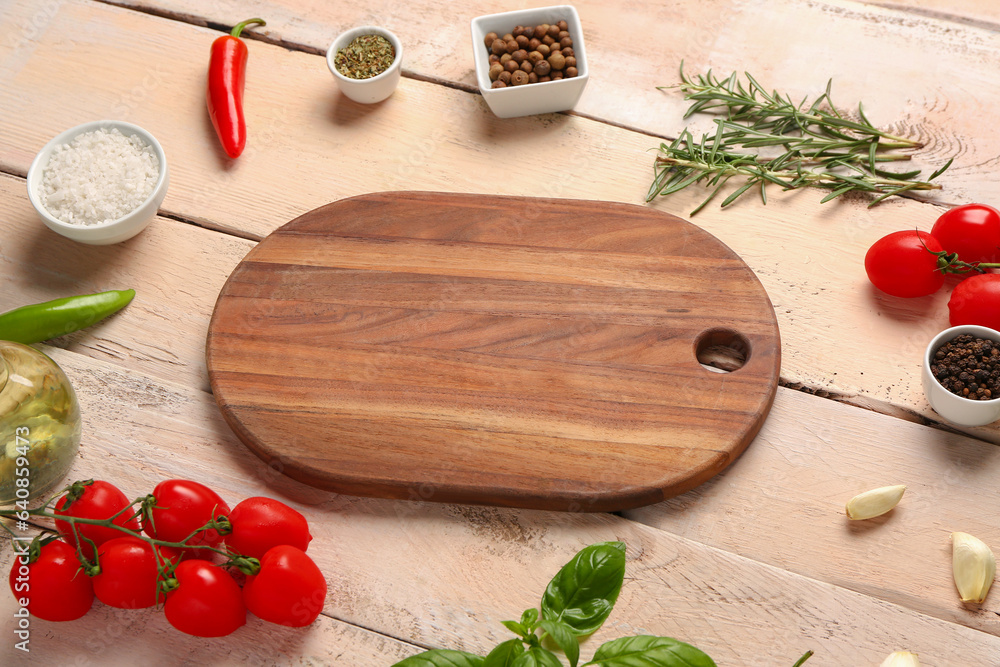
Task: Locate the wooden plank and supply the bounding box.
[0,173,253,392]
[625,382,1000,637]
[0,0,991,440]
[96,0,1000,207]
[1,346,998,663]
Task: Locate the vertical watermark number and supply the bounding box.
[11,426,32,652]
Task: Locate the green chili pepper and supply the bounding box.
[0,290,136,344]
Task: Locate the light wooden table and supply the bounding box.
[2,1,999,664]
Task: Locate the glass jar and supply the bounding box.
[0,341,81,505]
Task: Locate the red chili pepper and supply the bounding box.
[206,18,265,159]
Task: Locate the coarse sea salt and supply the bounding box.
[39,127,159,226]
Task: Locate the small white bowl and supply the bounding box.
[923,324,1000,427]
[326,27,403,104]
[470,5,589,118]
[27,120,168,245]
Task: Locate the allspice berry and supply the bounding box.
[482,18,580,90]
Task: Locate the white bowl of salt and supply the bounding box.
[27,120,169,245]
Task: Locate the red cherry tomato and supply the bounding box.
[225,497,313,559]
[92,537,179,609]
[144,480,230,550]
[8,540,93,622]
[164,560,246,637]
[931,203,1000,264]
[55,480,140,558]
[865,230,945,298]
[949,273,1000,330]
[243,545,327,627]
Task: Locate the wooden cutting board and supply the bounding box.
[206,192,780,511]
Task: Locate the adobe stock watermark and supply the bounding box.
[6,1,59,51]
[10,425,33,653]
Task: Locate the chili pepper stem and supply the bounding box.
[231,18,265,39]
[792,650,815,667]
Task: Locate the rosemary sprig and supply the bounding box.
[648,128,949,214]
[669,64,920,150]
[648,66,951,213]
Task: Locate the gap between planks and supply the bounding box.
[860,1,1000,31]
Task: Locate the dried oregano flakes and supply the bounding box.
[334,34,395,79]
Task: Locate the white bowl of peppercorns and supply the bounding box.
[470,5,588,118]
[923,325,1000,427]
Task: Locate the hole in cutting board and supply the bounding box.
[695,328,750,373]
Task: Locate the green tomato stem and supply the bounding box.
[0,502,239,561]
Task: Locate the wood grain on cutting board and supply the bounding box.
[207,192,780,510]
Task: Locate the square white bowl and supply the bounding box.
[27,120,168,245]
[470,5,588,118]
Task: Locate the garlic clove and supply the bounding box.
[952,531,996,604]
[880,651,920,667]
[845,485,906,520]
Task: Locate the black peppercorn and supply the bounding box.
[931,334,1000,400]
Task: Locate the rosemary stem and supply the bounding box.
[648,66,947,212]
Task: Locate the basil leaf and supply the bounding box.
[541,541,626,636]
[393,649,486,667]
[484,639,526,667]
[520,607,539,630]
[511,647,565,667]
[585,636,716,667]
[502,620,527,637]
[538,620,580,667]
